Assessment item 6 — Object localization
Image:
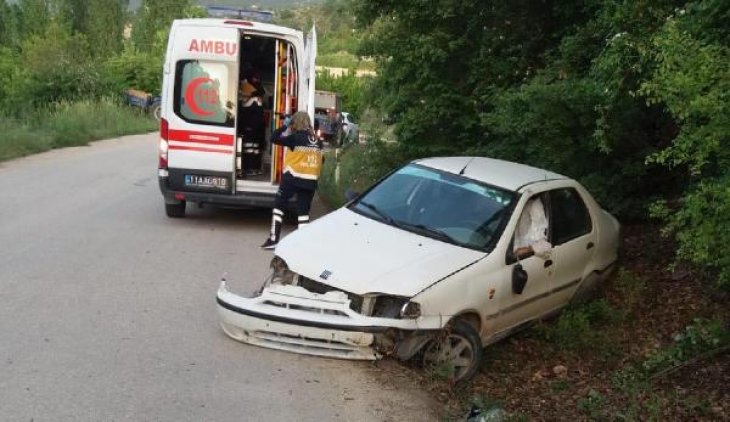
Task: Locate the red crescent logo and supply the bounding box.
[185,77,215,117]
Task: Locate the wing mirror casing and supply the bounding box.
[512,264,528,294]
[344,188,360,202]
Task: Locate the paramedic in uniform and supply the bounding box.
[239,69,266,176]
[261,111,324,249]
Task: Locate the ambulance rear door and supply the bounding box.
[165,25,239,195]
[301,26,317,120]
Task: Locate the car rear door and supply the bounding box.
[165,25,239,194]
[547,187,597,304]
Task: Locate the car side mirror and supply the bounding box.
[512,264,528,294]
[344,188,360,202]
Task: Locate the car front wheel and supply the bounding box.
[422,320,483,383]
[165,201,186,218]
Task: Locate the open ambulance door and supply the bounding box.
[165,26,239,195]
[302,26,317,121]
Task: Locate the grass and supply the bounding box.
[532,298,624,358]
[0,97,157,162]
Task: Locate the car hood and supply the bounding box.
[275,208,486,297]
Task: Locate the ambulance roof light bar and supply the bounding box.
[224,20,254,26]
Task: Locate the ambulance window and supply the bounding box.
[173,60,236,127]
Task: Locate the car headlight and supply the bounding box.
[400,301,421,319]
[368,295,421,319]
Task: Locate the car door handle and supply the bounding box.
[587,242,594,250]
[544,259,553,268]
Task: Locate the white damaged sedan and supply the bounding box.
[217,157,620,382]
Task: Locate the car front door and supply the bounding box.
[547,187,597,305]
[493,192,555,334]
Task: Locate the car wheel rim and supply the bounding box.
[424,334,474,381]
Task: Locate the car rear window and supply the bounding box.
[549,188,593,245]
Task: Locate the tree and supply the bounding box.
[355,0,729,289]
[15,21,99,107]
[131,0,191,52]
[16,0,51,40]
[0,1,14,47]
[86,0,126,58]
[641,0,730,290]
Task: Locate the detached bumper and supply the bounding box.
[217,282,387,360]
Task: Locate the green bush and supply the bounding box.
[535,299,622,355]
[319,143,388,208]
[607,318,729,419]
[614,269,648,312]
[102,44,164,94]
[641,3,730,291]
[0,98,157,162]
[13,22,106,110]
[640,318,729,376]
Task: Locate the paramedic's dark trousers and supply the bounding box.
[268,182,315,241]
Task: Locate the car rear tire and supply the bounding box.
[165,201,186,218]
[422,320,483,383]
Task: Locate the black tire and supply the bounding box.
[422,319,483,383]
[165,201,186,218]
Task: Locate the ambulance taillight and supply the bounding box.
[159,118,169,169]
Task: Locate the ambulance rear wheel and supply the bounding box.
[165,201,186,218]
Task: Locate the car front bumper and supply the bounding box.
[216,282,440,360]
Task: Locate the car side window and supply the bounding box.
[549,188,592,245]
[508,193,550,262]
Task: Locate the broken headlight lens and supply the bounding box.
[259,256,296,292]
[370,296,421,319]
[270,256,295,285]
[400,301,422,319]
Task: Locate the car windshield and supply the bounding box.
[350,163,515,250]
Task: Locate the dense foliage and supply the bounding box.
[275,0,368,70]
[354,0,729,290]
[0,0,198,116]
[0,0,193,160]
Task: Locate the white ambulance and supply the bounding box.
[158,19,316,217]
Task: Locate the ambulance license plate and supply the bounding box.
[184,174,228,190]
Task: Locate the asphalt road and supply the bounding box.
[0,133,437,421]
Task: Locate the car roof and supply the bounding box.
[413,156,569,192]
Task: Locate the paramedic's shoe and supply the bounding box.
[260,238,278,250]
